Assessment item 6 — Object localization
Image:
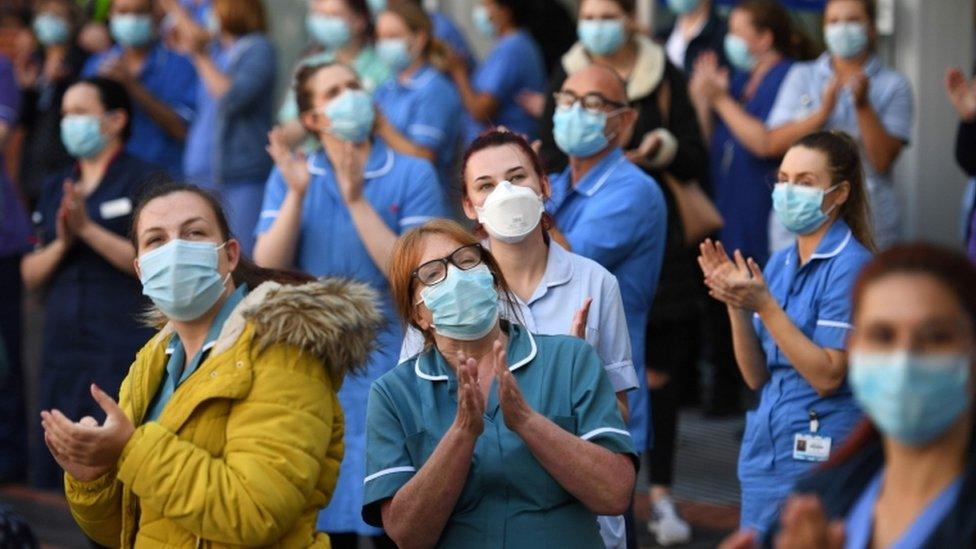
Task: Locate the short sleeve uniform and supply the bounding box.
[256,139,446,535]
[738,219,871,532]
[766,54,913,250]
[547,148,668,451]
[462,30,546,144]
[365,324,636,547]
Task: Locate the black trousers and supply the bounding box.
[0,254,26,481]
[645,316,701,487]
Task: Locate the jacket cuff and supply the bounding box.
[65,468,117,494]
[646,128,679,169]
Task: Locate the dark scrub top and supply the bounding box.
[30,152,165,489]
[710,59,793,266]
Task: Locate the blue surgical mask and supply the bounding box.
[61,115,108,159]
[422,264,499,341]
[139,240,230,322]
[110,14,155,48]
[553,104,617,158]
[772,183,838,235]
[473,5,497,39]
[724,34,756,72]
[667,0,701,15]
[578,19,626,56]
[324,89,375,143]
[376,38,413,73]
[33,13,70,46]
[308,14,351,50]
[850,351,973,446]
[825,22,869,59]
[367,0,387,17]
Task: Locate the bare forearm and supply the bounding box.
[765,108,830,158]
[377,123,436,162]
[383,428,476,548]
[345,198,397,278]
[516,412,634,515]
[192,53,232,99]
[713,95,773,157]
[728,307,769,389]
[855,105,903,174]
[756,303,845,395]
[454,75,497,122]
[253,192,304,269]
[78,224,137,276]
[21,241,68,291]
[126,81,187,140]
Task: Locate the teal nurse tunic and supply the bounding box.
[363,323,637,548]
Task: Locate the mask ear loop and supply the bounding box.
[821,182,844,217]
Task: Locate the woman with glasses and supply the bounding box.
[399,129,638,547]
[364,218,637,548]
[698,131,874,535]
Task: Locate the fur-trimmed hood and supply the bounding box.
[148,278,383,379]
[561,34,666,101]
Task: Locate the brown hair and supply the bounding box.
[578,0,636,16]
[213,0,266,36]
[735,0,802,58]
[829,243,976,466]
[790,131,876,253]
[459,129,555,238]
[389,219,520,349]
[130,183,315,289]
[382,2,450,70]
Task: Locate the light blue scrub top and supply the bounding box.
[256,138,447,535]
[145,285,246,422]
[739,219,871,533]
[844,470,964,549]
[547,148,668,452]
[462,30,546,144]
[766,54,913,250]
[373,64,462,189]
[364,323,637,548]
[400,241,638,393]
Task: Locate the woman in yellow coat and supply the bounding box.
[40,183,382,547]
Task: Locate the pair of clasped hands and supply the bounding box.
[40,383,135,483]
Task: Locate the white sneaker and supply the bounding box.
[647,496,692,546]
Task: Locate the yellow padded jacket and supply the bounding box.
[64,279,382,548]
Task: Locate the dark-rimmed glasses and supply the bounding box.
[552,91,626,113]
[411,244,485,286]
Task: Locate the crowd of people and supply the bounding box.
[0,0,974,547]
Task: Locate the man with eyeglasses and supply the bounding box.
[546,63,667,481]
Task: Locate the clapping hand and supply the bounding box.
[41,384,135,482]
[267,128,310,196]
[325,140,368,204]
[453,353,485,438]
[946,67,976,121]
[570,297,593,339]
[59,180,91,239]
[774,495,845,549]
[493,339,535,432]
[698,239,774,313]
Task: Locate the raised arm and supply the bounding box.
[699,240,769,389]
[380,358,484,548]
[702,242,846,396]
[493,341,635,515]
[253,129,310,269]
[850,72,908,175]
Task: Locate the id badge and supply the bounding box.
[99,197,133,220]
[793,433,832,462]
